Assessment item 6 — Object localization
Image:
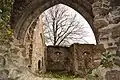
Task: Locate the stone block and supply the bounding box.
[116,51,120,57]
[113,58,120,67]
[111,25,120,39]
[115,41,119,45]
[111,0,120,6]
[0,69,9,80]
[92,1,102,8]
[105,70,120,80]
[93,61,100,69]
[94,19,109,29]
[10,48,20,54]
[93,7,109,16]
[113,16,120,24]
[108,43,113,46]
[22,49,26,57]
[99,37,109,41]
[101,8,110,16]
[106,46,117,51]
[0,56,6,68]
[92,7,102,16]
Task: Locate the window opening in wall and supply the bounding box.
[38,60,41,71]
[54,51,62,55]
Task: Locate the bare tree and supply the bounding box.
[43,4,88,46]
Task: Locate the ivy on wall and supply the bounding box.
[0,0,14,36]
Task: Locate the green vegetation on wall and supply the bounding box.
[0,0,14,36]
[100,52,114,68]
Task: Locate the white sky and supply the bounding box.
[76,13,96,44]
[43,4,96,45]
[61,4,96,44]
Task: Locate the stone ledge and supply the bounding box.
[106,46,117,51]
[99,37,109,41]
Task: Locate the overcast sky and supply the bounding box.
[65,4,96,44]
[43,4,96,45]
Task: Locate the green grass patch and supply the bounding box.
[42,71,77,80]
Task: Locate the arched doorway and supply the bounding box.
[11,0,98,43]
[10,0,98,73]
[10,0,120,79]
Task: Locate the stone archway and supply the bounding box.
[10,0,120,55]
[8,0,120,79]
[10,0,98,74]
[11,0,98,42]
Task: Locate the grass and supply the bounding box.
[42,71,77,80]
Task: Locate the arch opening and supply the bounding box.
[10,0,106,77]
[0,0,118,79]
[42,4,96,46]
[11,0,98,43]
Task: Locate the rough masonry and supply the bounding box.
[0,0,120,80]
[47,44,105,77]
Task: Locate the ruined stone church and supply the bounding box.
[0,0,120,80]
[46,44,105,77]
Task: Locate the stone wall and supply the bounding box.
[46,44,105,77]
[93,0,120,54]
[46,46,72,72]
[22,15,46,73]
[0,0,119,80]
[0,26,12,80]
[70,44,105,77]
[92,0,120,80]
[31,15,46,73]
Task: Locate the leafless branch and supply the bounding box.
[42,4,88,46]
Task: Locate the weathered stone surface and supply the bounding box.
[47,46,72,72]
[113,58,120,67]
[24,15,46,73]
[46,44,105,77]
[106,46,117,51]
[93,7,109,17]
[10,48,20,54]
[94,18,109,29]
[0,56,6,68]
[107,14,120,24]
[70,44,105,77]
[105,70,120,80]
[116,51,120,57]
[113,16,120,24]
[92,1,102,8]
[108,43,113,46]
[21,49,26,57]
[0,69,9,80]
[111,24,120,39]
[111,0,120,6]
[1,0,119,79]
